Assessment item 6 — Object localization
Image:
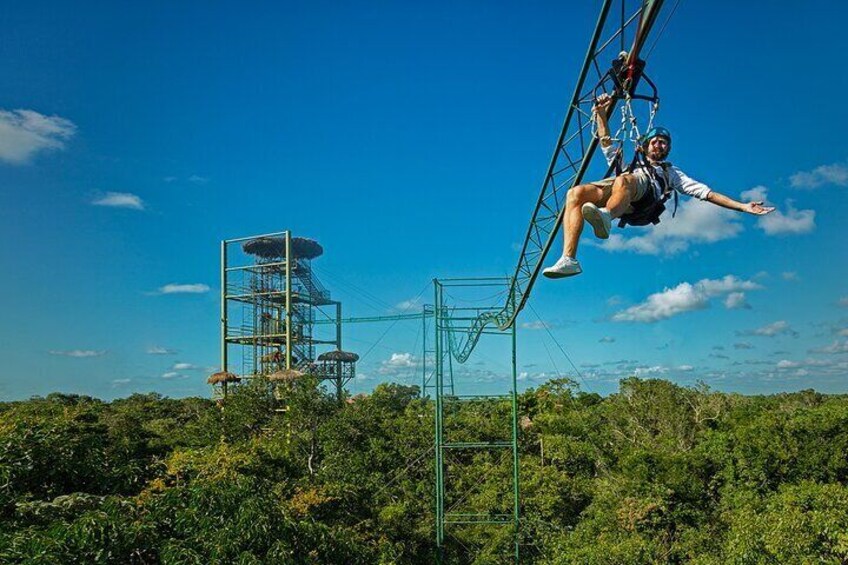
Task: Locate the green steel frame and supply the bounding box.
[434,277,520,563]
[421,304,437,398]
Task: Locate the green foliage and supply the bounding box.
[1,378,848,563]
[719,482,848,563]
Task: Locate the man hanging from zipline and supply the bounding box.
[543,93,775,278]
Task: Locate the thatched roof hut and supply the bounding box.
[207,371,240,385]
[346,393,369,404]
[267,369,304,382]
[291,237,323,260]
[317,350,360,363]
[242,236,324,260]
[242,237,285,259]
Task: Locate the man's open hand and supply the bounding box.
[744,201,776,215]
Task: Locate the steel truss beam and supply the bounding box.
[447,0,666,365]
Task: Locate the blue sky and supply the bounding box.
[1,0,846,401]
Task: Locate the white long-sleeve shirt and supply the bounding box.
[601,143,712,201]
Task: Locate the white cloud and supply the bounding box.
[172,362,199,371]
[395,297,420,311]
[677,365,694,371]
[634,365,669,376]
[511,370,554,383]
[789,162,848,189]
[385,353,415,367]
[49,349,106,358]
[740,186,770,202]
[773,358,843,372]
[734,342,754,350]
[696,276,762,296]
[147,346,177,355]
[112,378,132,385]
[721,356,847,383]
[92,192,145,210]
[161,371,188,380]
[606,295,624,306]
[741,187,815,236]
[781,272,798,281]
[758,202,815,235]
[612,275,761,323]
[0,109,76,163]
[739,320,796,337]
[188,175,209,184]
[521,320,551,330]
[810,340,848,354]
[157,283,210,295]
[724,292,750,310]
[599,336,616,343]
[612,282,706,322]
[755,321,793,337]
[378,352,418,375]
[600,199,742,256]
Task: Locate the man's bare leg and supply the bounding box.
[542,182,608,278]
[605,174,638,218]
[543,177,631,279]
[581,174,638,239]
[563,183,608,258]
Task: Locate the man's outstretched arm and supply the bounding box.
[706,191,775,215]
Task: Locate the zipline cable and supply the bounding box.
[358,281,431,362]
[527,302,593,393]
[643,0,681,60]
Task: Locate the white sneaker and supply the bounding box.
[582,203,612,239]
[542,256,582,279]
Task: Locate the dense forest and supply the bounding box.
[1,376,847,564]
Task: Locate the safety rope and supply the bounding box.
[589,51,661,176]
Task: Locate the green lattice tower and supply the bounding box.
[218,230,347,401]
[433,278,520,564]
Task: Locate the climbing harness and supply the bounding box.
[617,154,678,227]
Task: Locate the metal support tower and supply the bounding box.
[433,277,520,564]
[421,304,437,398]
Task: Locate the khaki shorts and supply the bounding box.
[589,169,652,203]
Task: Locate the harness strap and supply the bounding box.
[616,159,677,228]
[655,161,678,218]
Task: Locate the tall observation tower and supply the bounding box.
[209,231,358,402]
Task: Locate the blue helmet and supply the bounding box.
[642,126,671,148]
